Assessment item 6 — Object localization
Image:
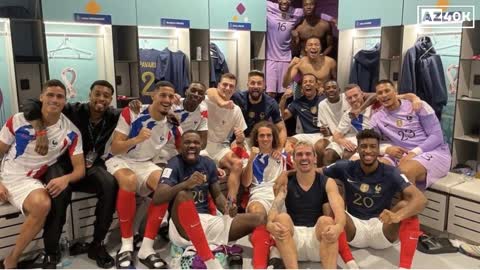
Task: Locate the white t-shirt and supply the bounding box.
[0,113,83,177]
[337,106,373,137]
[317,93,351,133]
[107,105,182,162]
[205,98,247,144]
[250,153,286,191]
[172,99,208,132]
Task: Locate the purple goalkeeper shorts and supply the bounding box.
[384,144,451,189]
[266,60,290,94]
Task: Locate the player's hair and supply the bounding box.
[220,73,237,83]
[42,79,66,94]
[323,79,338,89]
[375,79,395,88]
[189,81,207,90]
[302,0,316,6]
[356,129,381,144]
[182,130,201,139]
[248,70,265,79]
[345,83,361,92]
[305,35,321,46]
[90,80,114,94]
[250,121,280,150]
[292,141,316,157]
[153,81,176,91]
[302,73,318,82]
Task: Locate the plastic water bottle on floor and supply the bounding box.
[169,244,184,269]
[59,237,72,268]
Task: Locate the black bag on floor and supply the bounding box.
[417,234,458,254]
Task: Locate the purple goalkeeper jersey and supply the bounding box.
[266,1,303,62]
[370,100,447,152]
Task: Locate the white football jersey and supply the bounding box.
[0,113,83,178]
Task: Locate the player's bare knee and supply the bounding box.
[274,213,293,228]
[247,202,266,215]
[315,217,335,241]
[342,150,355,160]
[315,216,334,234]
[28,191,51,216]
[175,190,193,202]
[118,173,137,191]
[323,149,339,165]
[314,139,329,152]
[252,212,267,226]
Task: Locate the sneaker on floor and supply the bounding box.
[88,242,115,269]
[42,252,60,269]
[267,257,285,269]
[459,243,480,259]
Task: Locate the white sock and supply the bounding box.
[118,237,134,267]
[204,258,223,269]
[346,260,360,269]
[269,247,280,259]
[119,237,134,253]
[138,237,155,259]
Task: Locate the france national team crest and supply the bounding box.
[396,119,403,127]
[360,183,370,193]
[375,184,382,194]
[259,112,265,120]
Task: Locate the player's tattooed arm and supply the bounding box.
[268,183,287,223]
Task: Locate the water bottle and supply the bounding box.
[59,237,72,268]
[170,256,181,269]
[169,244,184,269]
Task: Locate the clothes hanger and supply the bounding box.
[141,39,148,49]
[418,33,439,59]
[48,35,94,60]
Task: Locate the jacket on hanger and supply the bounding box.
[349,44,380,92]
[209,43,229,87]
[399,37,447,120]
[158,48,190,96]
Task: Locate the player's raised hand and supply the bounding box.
[283,88,294,99]
[290,57,301,66]
[128,99,142,115]
[173,94,182,105]
[34,131,49,156]
[271,149,282,160]
[234,128,245,144]
[250,146,260,159]
[411,98,423,113]
[135,127,152,143]
[185,171,206,189]
[219,100,234,110]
